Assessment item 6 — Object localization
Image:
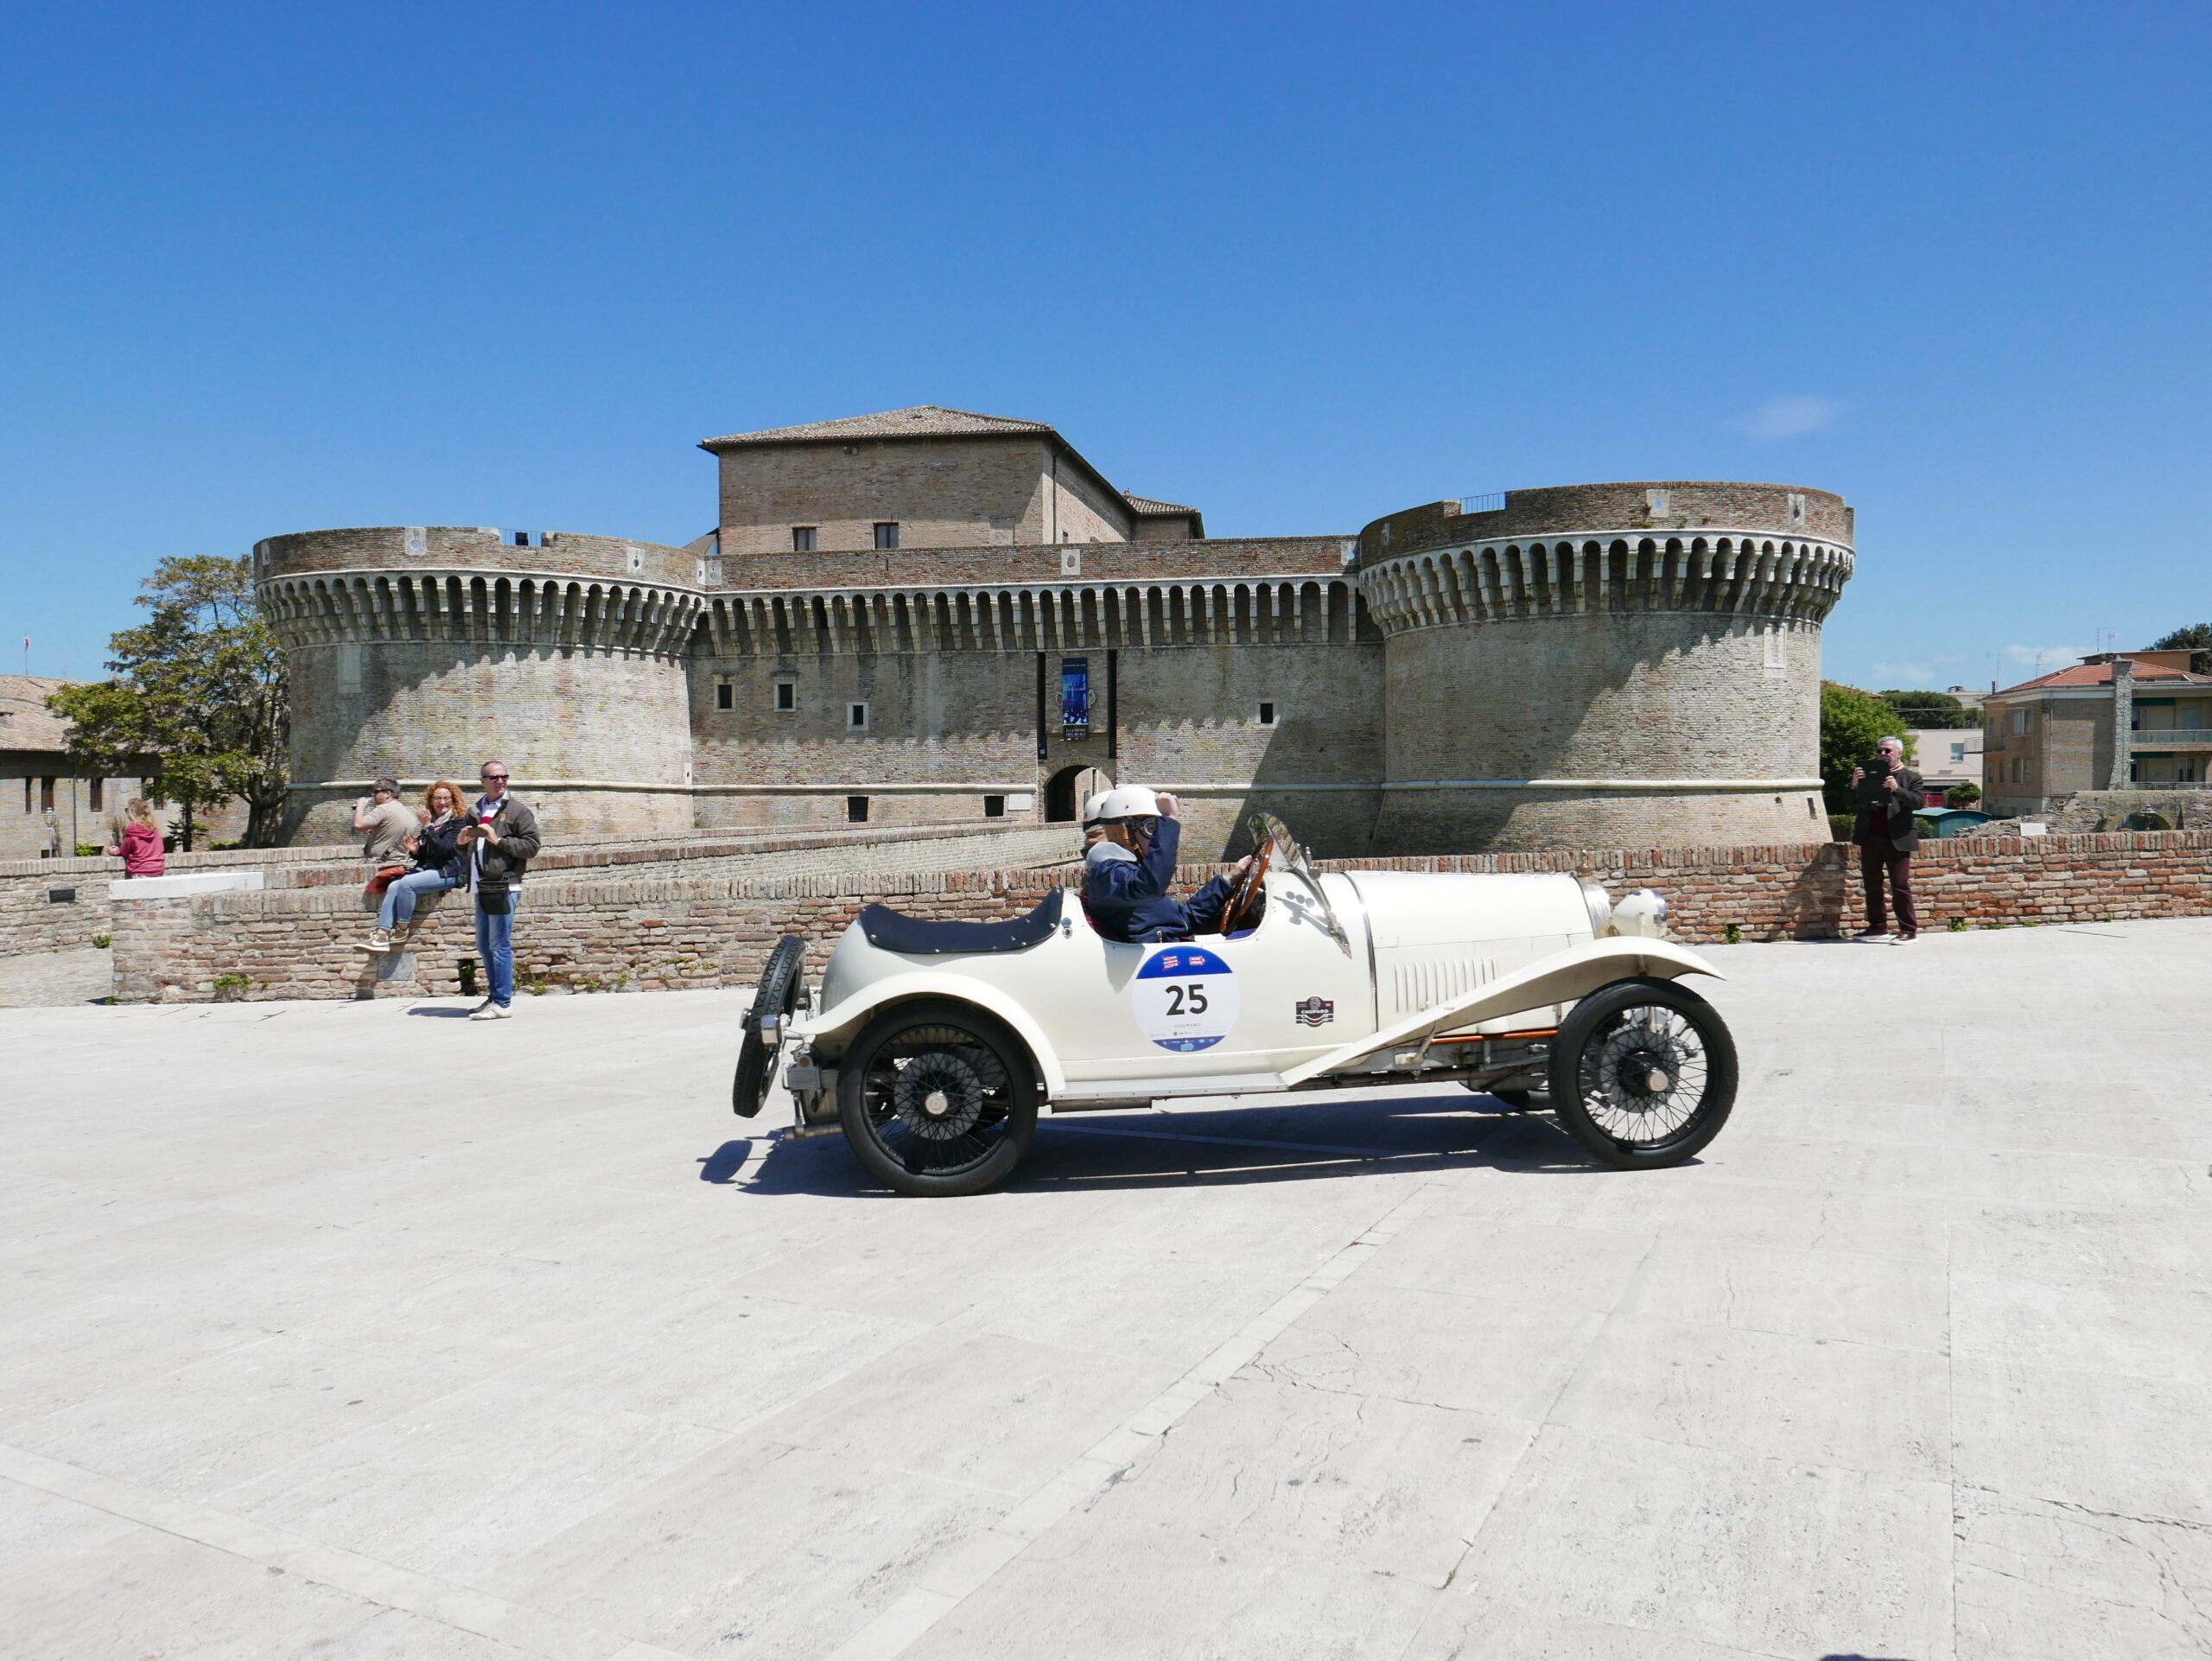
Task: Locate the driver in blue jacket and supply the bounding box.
[1084,786,1255,944]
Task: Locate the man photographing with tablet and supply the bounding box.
[459,760,542,1018]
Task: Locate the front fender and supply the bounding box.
[1281,937,1723,1087]
[796,970,1069,1098]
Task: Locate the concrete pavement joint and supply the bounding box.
[0,1447,669,1661]
[822,1175,1450,1661]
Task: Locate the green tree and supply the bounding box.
[1879,689,1975,728]
[2151,624,2212,675]
[47,555,289,849]
[1820,681,1910,813]
[1946,782,1982,806]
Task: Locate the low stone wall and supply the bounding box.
[107,830,2212,1003]
[0,818,1060,959]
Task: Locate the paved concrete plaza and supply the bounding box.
[2,919,2208,1659]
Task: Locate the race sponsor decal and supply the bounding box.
[1133,945,1241,1052]
[1294,996,1335,1027]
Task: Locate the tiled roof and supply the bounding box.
[700,405,1058,449]
[1994,657,2212,695]
[0,675,84,754]
[1123,495,1198,516]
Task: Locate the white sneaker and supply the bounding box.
[467,1002,512,1021]
[355,929,394,953]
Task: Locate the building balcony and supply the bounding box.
[2128,729,2212,748]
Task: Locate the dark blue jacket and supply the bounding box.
[412,814,468,879]
[1084,816,1236,944]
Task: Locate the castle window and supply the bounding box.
[983,794,1005,818]
[22,778,29,812]
[791,526,817,552]
[40,778,54,811]
[505,530,543,549]
[846,795,869,824]
[848,701,869,731]
[715,682,733,711]
[1257,701,1276,727]
[775,681,796,712]
[874,522,899,550]
[89,778,103,811]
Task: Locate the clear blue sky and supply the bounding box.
[3,1,2206,695]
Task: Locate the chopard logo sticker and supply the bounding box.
[1294,996,1335,1027]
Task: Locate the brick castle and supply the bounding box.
[254,405,1855,856]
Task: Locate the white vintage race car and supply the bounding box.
[732,816,1737,1196]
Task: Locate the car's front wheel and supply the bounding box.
[836,1000,1039,1196]
[1548,978,1737,1168]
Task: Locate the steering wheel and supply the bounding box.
[1218,833,1274,934]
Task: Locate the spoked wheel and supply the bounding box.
[733,935,807,1118]
[836,1000,1039,1196]
[1547,979,1737,1168]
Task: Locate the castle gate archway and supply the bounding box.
[1045,765,1111,823]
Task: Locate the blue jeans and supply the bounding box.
[474,892,519,1007]
[378,869,458,932]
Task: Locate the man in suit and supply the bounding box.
[1851,735,1926,942]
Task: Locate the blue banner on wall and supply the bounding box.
[1061,658,1090,738]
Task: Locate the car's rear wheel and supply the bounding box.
[836,1001,1039,1196]
[1548,978,1737,1168]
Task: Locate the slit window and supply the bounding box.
[40,778,54,811]
[846,795,869,824]
[715,682,733,710]
[791,525,817,552]
[774,681,796,712]
[89,778,103,811]
[848,701,868,730]
[983,794,1005,818]
[1257,701,1276,726]
[873,521,899,550]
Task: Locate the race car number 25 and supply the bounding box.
[1133,946,1241,1053]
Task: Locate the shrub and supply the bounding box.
[1827,814,1854,843]
[74,843,103,857]
[1945,783,1981,806]
[1722,923,1744,945]
[211,973,251,1002]
[92,932,111,949]
[1946,917,1967,932]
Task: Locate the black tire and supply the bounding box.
[836,1000,1039,1196]
[732,935,807,1118]
[1547,978,1737,1169]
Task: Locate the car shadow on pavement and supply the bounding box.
[709,1092,1657,1197]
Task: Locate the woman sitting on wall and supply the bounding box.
[107,799,165,879]
[357,780,469,953]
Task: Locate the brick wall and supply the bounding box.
[105,830,2212,1003]
[0,819,1071,961]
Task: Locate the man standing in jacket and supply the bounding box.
[461,760,542,1018]
[1851,736,1925,943]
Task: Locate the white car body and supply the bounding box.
[785,862,1715,1114]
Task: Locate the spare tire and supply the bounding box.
[732,935,807,1118]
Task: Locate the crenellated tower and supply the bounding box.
[1354,482,1854,851]
[255,527,708,842]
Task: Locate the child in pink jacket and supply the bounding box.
[109,799,166,877]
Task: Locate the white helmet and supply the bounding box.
[1080,792,1106,827]
[1091,785,1160,823]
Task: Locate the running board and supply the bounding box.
[1051,1071,1287,1105]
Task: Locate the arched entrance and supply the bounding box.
[2117,810,2174,831]
[1045,765,1111,823]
